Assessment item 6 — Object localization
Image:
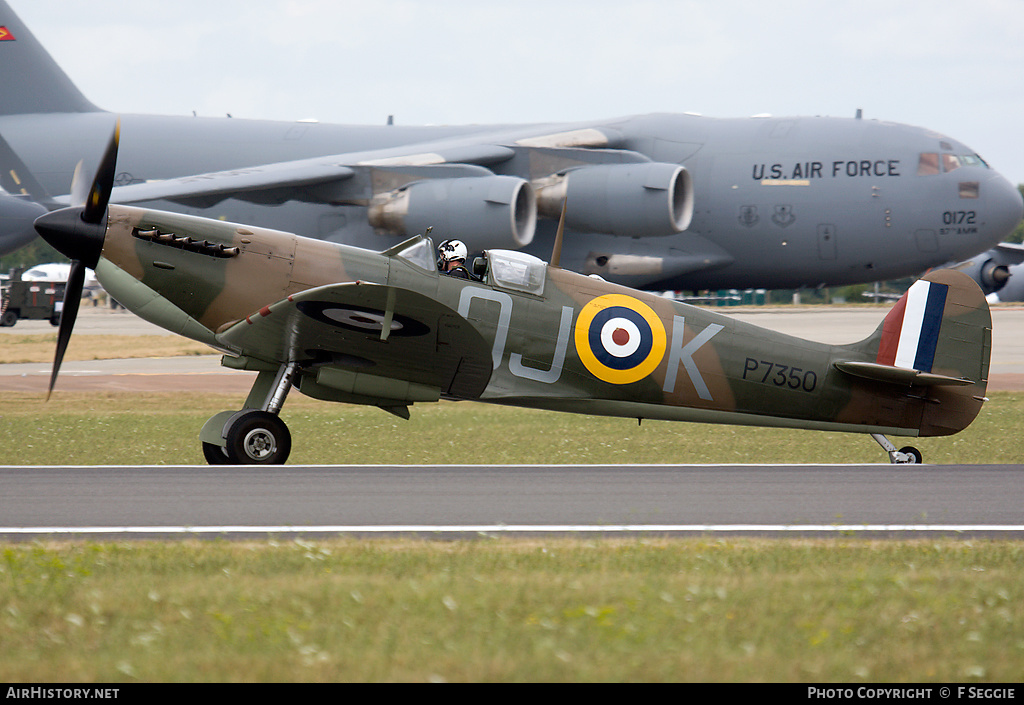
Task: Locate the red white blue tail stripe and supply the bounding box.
[876,280,949,372]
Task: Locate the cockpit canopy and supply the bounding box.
[395,236,437,272]
[395,237,548,296]
[484,250,547,296]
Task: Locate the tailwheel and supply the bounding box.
[870,434,923,465]
[897,446,922,465]
[224,410,292,465]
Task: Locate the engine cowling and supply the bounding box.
[368,176,536,249]
[955,257,1011,295]
[990,264,1024,302]
[535,162,693,237]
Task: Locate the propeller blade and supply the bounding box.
[46,259,86,400]
[82,119,120,225]
[40,118,121,400]
[69,160,88,208]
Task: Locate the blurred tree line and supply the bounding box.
[1,238,62,274]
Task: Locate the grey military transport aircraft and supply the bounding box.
[0,0,1021,295]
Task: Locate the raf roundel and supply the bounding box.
[295,301,429,337]
[574,294,667,384]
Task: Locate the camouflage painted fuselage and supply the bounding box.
[97,204,991,438]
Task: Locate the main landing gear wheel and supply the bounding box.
[224,410,292,465]
[201,363,299,465]
[202,442,232,465]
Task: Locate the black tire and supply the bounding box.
[897,446,922,464]
[224,410,291,465]
[202,442,232,465]
[0,310,17,327]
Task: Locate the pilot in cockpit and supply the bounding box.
[437,239,472,279]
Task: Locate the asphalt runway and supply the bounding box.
[2,464,1023,538]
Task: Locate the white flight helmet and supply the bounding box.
[437,239,468,265]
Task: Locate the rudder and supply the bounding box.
[877,269,991,390]
[836,269,991,436]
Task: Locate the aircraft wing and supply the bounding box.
[104,145,524,209]
[68,125,643,210]
[216,281,493,400]
[31,120,696,251]
[106,157,358,208]
[93,141,521,208]
[990,242,1024,265]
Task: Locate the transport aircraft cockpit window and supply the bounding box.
[919,153,989,176]
[918,152,940,175]
[943,154,963,173]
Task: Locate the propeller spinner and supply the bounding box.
[32,119,120,399]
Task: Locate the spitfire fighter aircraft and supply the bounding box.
[1,0,1022,295]
[36,126,992,465]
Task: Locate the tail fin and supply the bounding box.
[0,1,100,115]
[835,269,991,436]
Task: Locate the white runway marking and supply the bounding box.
[3,524,1024,535]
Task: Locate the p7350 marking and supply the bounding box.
[743,358,818,392]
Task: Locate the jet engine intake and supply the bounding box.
[535,162,693,237]
[369,176,536,249]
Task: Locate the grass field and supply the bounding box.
[1,538,1022,682]
[0,333,211,364]
[1,390,1023,466]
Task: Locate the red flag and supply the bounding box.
[0,27,16,41]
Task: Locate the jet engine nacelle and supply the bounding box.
[989,265,1024,302]
[956,257,1011,295]
[535,162,694,237]
[368,176,537,249]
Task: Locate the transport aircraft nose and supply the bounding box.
[987,171,1024,242]
[0,194,46,254]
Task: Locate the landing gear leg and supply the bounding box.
[200,362,299,465]
[871,433,922,465]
